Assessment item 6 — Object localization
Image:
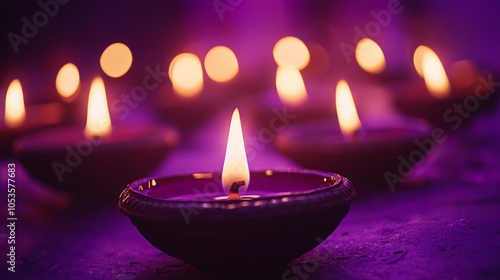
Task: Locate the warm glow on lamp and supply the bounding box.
[100,43,133,78]
[169,53,203,98]
[85,77,111,138]
[222,108,250,196]
[56,63,80,100]
[335,80,361,138]
[204,46,239,82]
[422,50,451,99]
[413,45,433,78]
[355,38,386,74]
[4,79,25,129]
[273,36,310,70]
[276,66,308,106]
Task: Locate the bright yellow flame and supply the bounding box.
[422,50,451,99]
[413,45,433,78]
[273,36,310,70]
[355,38,386,74]
[222,108,250,194]
[56,63,80,100]
[204,46,239,82]
[335,80,361,138]
[169,53,203,98]
[276,66,308,106]
[85,77,111,138]
[100,43,133,78]
[4,79,25,129]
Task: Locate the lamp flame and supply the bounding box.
[335,80,361,138]
[355,38,386,74]
[56,63,80,100]
[169,53,203,98]
[273,36,310,70]
[413,45,432,78]
[276,66,308,106]
[222,108,250,195]
[100,42,133,78]
[85,77,111,138]
[204,46,239,83]
[422,50,451,99]
[4,79,25,129]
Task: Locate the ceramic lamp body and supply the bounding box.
[275,118,432,193]
[392,74,497,128]
[118,170,356,271]
[14,125,179,203]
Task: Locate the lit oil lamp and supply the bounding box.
[247,36,336,127]
[392,45,497,127]
[118,108,356,272]
[14,77,179,203]
[0,79,64,156]
[275,80,433,193]
[154,51,226,130]
[354,38,409,82]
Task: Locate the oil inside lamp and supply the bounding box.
[56,63,80,102]
[100,42,133,78]
[355,38,386,74]
[275,66,308,106]
[273,36,310,70]
[335,80,362,140]
[204,46,239,83]
[4,79,26,129]
[169,53,204,98]
[85,77,111,138]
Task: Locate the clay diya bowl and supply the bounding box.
[118,169,356,272]
[275,118,433,193]
[13,125,179,203]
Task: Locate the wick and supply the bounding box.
[227,180,245,200]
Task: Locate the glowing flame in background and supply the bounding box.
[204,46,239,82]
[355,38,386,74]
[273,36,310,70]
[4,79,26,129]
[85,77,111,138]
[422,50,451,99]
[276,66,308,106]
[56,63,80,101]
[100,43,133,78]
[335,80,362,138]
[222,108,250,194]
[169,53,204,98]
[413,45,433,78]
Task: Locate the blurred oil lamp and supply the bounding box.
[356,38,386,75]
[118,108,356,272]
[354,38,409,81]
[275,80,433,193]
[247,36,335,128]
[393,46,497,127]
[54,62,85,124]
[155,52,222,130]
[0,79,64,156]
[14,77,179,203]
